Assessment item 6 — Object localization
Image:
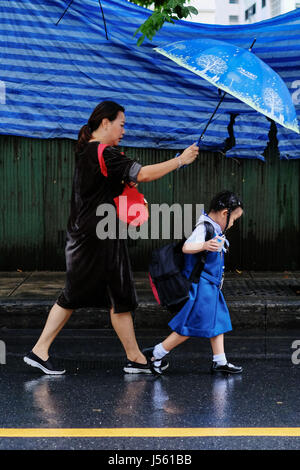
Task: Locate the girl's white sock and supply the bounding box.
[213,353,227,366]
[153,343,169,359]
[153,343,169,366]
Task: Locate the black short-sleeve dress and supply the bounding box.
[56,141,142,313]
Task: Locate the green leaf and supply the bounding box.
[137,35,146,46]
[187,6,198,15]
[129,0,200,45]
[167,0,180,8]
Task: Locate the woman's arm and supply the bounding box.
[137,144,198,183]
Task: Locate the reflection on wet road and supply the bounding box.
[1,329,300,450]
[0,355,300,449]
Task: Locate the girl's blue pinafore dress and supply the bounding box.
[168,217,232,338]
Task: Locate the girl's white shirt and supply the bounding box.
[185,213,229,252]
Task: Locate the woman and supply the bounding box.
[24,101,199,375]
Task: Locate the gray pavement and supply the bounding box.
[0,330,300,451]
[0,270,300,330]
[1,271,300,452]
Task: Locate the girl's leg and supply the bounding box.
[210,334,224,356]
[210,334,242,373]
[110,308,147,364]
[32,303,73,361]
[149,332,190,365]
[210,334,227,365]
[162,332,190,353]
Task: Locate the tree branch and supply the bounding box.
[128,0,198,45]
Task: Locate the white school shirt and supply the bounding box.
[185,213,229,252]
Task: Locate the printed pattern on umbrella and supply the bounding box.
[155,38,299,134]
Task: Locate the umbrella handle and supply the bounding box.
[196,90,227,146]
[192,38,256,152]
[195,38,256,147]
[175,89,227,168]
[177,38,256,166]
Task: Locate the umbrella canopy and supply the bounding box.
[155,38,299,134]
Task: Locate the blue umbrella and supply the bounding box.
[154,38,299,142]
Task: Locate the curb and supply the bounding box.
[1,298,300,329]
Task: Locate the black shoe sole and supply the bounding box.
[211,367,243,374]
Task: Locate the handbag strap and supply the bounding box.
[97,143,109,177]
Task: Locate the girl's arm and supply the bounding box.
[137,144,198,183]
[183,239,221,254]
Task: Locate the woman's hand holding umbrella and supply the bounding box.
[177,143,199,168]
[137,142,198,182]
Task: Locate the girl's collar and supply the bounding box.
[203,212,229,252]
[203,211,222,235]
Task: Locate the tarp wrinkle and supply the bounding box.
[0,0,299,158]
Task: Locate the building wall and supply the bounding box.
[0,134,299,272]
[215,0,243,25]
[185,0,299,25]
[184,0,216,23]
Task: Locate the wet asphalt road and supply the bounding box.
[0,328,300,451]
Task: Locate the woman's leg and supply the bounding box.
[110,308,147,364]
[32,303,73,361]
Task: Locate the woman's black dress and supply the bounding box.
[56,142,142,313]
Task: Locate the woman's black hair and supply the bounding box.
[209,190,243,233]
[76,100,125,153]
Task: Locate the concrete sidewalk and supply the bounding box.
[0,271,300,330]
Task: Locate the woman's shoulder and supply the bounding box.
[102,145,124,157]
[75,141,98,164]
[77,140,99,156]
[77,141,120,158]
[86,142,124,157]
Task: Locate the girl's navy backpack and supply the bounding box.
[149,222,214,313]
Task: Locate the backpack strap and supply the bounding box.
[188,221,215,283]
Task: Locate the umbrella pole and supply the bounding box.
[197,90,227,146]
[249,38,257,51]
[196,38,256,146]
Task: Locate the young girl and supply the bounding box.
[145,190,244,375]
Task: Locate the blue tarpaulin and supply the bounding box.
[0,0,300,159]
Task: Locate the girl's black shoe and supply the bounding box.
[142,347,169,375]
[211,362,243,374]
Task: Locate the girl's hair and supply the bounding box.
[76,101,125,153]
[209,190,243,232]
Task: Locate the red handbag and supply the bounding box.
[97,144,149,227]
